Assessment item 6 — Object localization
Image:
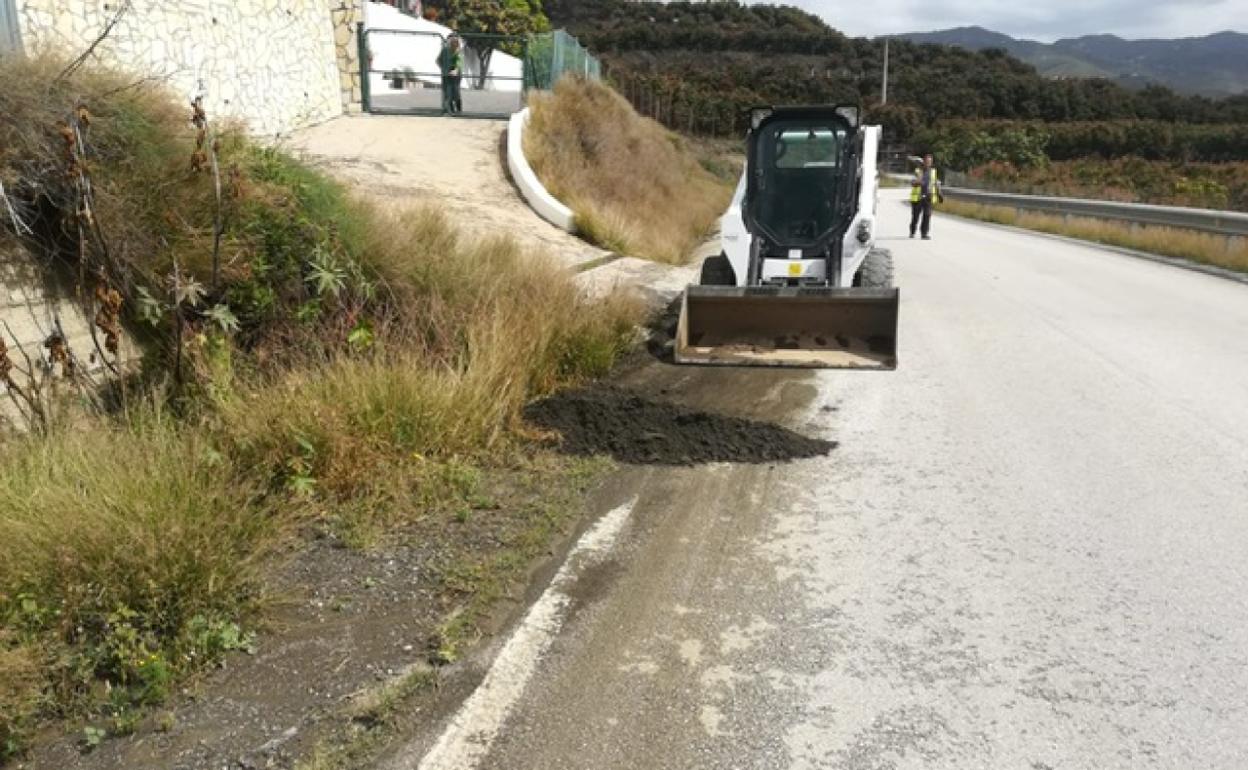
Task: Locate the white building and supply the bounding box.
[365,1,523,96]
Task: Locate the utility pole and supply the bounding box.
[881,37,890,105]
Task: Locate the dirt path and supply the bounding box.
[287,114,703,306]
[287,115,604,270]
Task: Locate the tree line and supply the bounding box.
[914,120,1248,170]
[547,0,1248,147]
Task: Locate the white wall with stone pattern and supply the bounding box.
[332,0,365,115]
[15,0,355,134]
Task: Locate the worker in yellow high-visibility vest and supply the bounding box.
[909,154,943,240]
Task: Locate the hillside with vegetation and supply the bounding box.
[914,119,1248,210]
[547,0,1248,211]
[548,0,1248,133]
[0,55,638,759]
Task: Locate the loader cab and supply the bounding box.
[744,107,862,257]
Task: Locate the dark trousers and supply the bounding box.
[910,197,933,237]
[441,76,462,114]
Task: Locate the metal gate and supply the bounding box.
[1,0,21,56]
[359,26,527,118]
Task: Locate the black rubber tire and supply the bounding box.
[699,253,737,286]
[854,247,894,289]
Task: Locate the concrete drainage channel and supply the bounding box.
[506,108,576,233]
[571,252,624,273]
[504,106,701,302]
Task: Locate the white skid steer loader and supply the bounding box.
[676,105,899,369]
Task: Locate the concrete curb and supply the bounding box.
[506,108,576,233]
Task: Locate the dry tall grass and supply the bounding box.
[221,205,641,500]
[524,77,732,264]
[0,409,271,749]
[941,200,1248,274]
[0,416,266,624]
[0,55,227,290]
[0,200,639,754]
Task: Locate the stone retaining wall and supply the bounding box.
[331,1,365,116]
[14,0,365,134]
[3,2,369,429]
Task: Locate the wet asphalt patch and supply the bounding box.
[523,386,836,466]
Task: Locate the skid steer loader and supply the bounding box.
[676,106,899,369]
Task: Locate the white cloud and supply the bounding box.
[762,0,1248,40]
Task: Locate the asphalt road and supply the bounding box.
[390,191,1248,769]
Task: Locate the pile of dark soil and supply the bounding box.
[524,386,835,465]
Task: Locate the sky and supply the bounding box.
[766,0,1248,41]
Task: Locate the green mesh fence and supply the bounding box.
[525,29,601,91]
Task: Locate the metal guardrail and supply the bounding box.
[941,187,1248,239]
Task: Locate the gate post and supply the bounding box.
[357,23,371,113]
[520,37,529,98]
[1,0,23,56]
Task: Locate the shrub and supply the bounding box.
[965,158,1248,212]
[220,203,640,498]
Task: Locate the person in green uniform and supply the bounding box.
[438,35,463,115]
[909,154,943,240]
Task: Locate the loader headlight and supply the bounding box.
[856,220,872,244]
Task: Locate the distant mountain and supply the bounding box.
[896,27,1248,96]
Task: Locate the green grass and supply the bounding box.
[941,199,1248,274]
[0,410,271,755]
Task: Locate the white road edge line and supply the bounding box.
[412,497,638,770]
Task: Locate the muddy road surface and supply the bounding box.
[384,192,1248,769]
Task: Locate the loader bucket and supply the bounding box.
[675,286,899,369]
